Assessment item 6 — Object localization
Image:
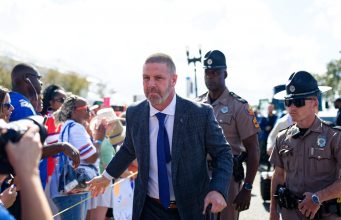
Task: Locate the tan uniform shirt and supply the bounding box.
[270,117,341,195]
[197,88,260,155]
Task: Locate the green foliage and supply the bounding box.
[314,58,341,100]
[0,56,89,96]
[43,70,89,95]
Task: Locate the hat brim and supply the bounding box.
[273,86,332,100]
[203,65,227,70]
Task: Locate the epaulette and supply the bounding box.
[321,120,336,127]
[195,92,208,102]
[229,92,247,104]
[333,125,341,131]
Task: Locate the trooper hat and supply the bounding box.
[203,50,227,69]
[274,71,331,100]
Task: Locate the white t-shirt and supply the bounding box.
[50,120,97,198]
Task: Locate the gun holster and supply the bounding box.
[274,185,303,209]
[232,152,247,183]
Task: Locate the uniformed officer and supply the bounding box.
[269,71,341,220]
[196,50,260,220]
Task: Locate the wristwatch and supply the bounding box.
[243,182,253,191]
[311,194,321,205]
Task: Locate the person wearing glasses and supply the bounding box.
[269,71,341,220]
[0,86,14,122]
[5,64,80,220]
[9,63,43,121]
[52,95,106,220]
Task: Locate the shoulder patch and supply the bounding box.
[229,92,247,104]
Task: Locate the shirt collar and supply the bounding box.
[149,94,177,117]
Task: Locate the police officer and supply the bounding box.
[269,71,341,220]
[197,50,260,220]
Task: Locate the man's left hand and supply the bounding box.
[203,190,227,214]
[233,188,251,212]
[298,192,320,219]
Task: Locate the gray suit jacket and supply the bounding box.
[106,95,233,220]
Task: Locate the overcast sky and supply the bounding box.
[0,0,340,105]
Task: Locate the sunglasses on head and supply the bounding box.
[75,105,90,113]
[2,102,12,109]
[54,97,65,103]
[284,98,314,108]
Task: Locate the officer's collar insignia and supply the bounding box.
[220,106,229,114]
[207,59,213,65]
[289,85,295,92]
[291,126,300,138]
[317,136,327,148]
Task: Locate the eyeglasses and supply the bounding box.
[75,105,90,113]
[284,98,314,108]
[27,73,42,79]
[2,103,12,109]
[54,97,65,103]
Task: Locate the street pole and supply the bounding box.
[186,47,202,97]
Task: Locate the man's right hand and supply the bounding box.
[87,175,111,197]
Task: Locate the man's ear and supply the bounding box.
[171,74,178,87]
[224,71,228,79]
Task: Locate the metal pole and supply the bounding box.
[186,47,202,97]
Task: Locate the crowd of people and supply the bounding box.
[0,50,340,220]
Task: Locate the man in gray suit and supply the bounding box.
[88,53,233,220]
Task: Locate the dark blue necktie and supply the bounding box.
[155,112,171,208]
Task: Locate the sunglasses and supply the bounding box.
[54,97,65,103]
[75,105,90,113]
[2,102,12,109]
[27,72,42,79]
[284,98,314,108]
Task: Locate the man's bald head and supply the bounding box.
[11,63,43,111]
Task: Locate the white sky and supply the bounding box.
[0,0,340,105]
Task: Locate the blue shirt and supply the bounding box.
[9,91,36,122]
[9,92,48,189]
[0,205,15,220]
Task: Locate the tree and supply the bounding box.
[43,69,89,95]
[0,56,89,96]
[314,58,341,101]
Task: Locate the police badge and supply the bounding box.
[220,106,229,114]
[317,136,327,148]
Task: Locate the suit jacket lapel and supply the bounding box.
[171,96,188,182]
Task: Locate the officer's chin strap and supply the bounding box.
[52,171,138,218]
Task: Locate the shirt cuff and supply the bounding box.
[102,170,114,181]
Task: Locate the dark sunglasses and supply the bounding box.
[54,97,65,103]
[284,98,314,108]
[27,72,42,79]
[2,103,12,109]
[75,105,90,113]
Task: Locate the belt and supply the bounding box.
[147,196,177,209]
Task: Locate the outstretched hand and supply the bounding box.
[87,175,111,197]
